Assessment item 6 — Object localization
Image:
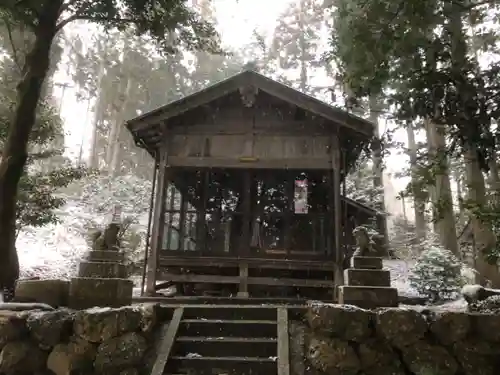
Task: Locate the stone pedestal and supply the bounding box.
[14,279,70,307]
[68,277,133,309]
[338,256,398,309]
[68,250,132,309]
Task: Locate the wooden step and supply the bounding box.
[181,305,278,321]
[167,355,277,375]
[151,304,306,320]
[173,336,277,358]
[178,319,277,338]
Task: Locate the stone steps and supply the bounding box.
[339,256,398,309]
[161,305,288,375]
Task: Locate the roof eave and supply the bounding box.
[125,70,375,142]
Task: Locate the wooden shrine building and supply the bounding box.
[125,70,384,299]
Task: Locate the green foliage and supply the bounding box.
[65,5,234,177]
[329,0,500,169]
[1,0,220,55]
[345,152,384,210]
[269,0,326,94]
[409,246,465,301]
[69,173,153,219]
[17,166,88,229]
[464,196,500,264]
[390,215,420,258]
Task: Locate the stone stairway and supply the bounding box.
[153,305,294,375]
[338,256,399,309]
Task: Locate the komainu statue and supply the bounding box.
[352,226,377,257]
[91,223,121,251]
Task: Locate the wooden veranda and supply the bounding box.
[125,70,382,299]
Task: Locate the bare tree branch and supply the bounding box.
[56,14,134,32]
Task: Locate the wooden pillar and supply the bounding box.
[331,134,344,296]
[140,158,158,296]
[165,185,175,250]
[178,193,187,251]
[196,170,209,252]
[146,134,169,296]
[241,169,252,256]
[284,171,293,254]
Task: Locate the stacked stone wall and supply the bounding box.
[290,303,500,375]
[0,304,170,375]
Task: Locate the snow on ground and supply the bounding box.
[13,203,469,305]
[17,201,90,279]
[384,259,417,296]
[18,218,421,296]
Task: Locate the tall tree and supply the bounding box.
[189,0,242,91]
[1,43,85,236]
[404,122,427,240]
[68,28,194,177]
[269,0,327,94]
[328,0,500,285]
[0,0,220,297]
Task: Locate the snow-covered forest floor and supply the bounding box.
[16,200,475,312]
[18,203,90,279]
[16,201,416,292]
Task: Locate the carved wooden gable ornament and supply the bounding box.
[238,84,259,107]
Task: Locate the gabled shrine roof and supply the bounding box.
[125,70,375,154]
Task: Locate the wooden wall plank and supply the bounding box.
[167,156,331,169]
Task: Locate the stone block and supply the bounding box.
[350,256,383,270]
[68,278,133,310]
[14,279,69,307]
[78,261,127,278]
[87,250,125,263]
[345,268,391,287]
[338,286,398,309]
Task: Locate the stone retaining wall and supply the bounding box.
[0,304,170,375]
[291,303,500,375]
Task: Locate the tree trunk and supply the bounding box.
[465,146,500,286]
[446,1,499,284]
[453,167,463,211]
[488,158,500,196]
[406,122,426,241]
[109,76,132,177]
[369,96,389,243]
[298,0,307,93]
[0,0,62,299]
[424,119,459,255]
[89,57,108,169]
